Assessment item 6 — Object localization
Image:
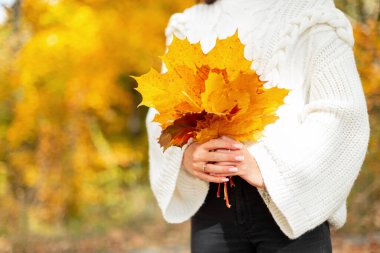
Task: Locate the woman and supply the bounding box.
[145,0,370,252]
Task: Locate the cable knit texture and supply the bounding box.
[145,0,370,239]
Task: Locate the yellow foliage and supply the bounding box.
[353,19,380,107]
[0,0,195,233]
[353,19,380,175]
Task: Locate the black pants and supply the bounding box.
[191,176,332,253]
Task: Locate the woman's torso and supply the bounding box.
[165,0,341,140]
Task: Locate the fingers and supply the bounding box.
[212,161,238,166]
[202,137,243,151]
[214,148,237,153]
[209,172,237,177]
[185,136,245,183]
[220,135,237,142]
[193,170,230,183]
[206,151,244,163]
[191,148,244,163]
[189,162,237,183]
[203,163,239,174]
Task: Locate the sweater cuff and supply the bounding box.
[162,139,209,223]
[247,141,312,239]
[164,163,209,222]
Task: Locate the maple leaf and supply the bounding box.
[158,111,207,149]
[132,31,290,150]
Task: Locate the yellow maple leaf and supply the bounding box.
[132,31,290,150]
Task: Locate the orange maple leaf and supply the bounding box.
[132,31,290,151]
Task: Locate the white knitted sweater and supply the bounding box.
[145,0,370,239]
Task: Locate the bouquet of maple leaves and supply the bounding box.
[132,31,289,208]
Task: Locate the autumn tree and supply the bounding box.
[0,0,193,250]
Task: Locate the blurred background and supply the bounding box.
[0,0,378,252]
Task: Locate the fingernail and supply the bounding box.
[229,167,238,172]
[235,155,244,161]
[222,178,229,182]
[233,143,243,149]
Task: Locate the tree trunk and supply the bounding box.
[356,0,366,23]
[12,0,21,32]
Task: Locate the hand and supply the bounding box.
[209,136,265,189]
[182,136,245,183]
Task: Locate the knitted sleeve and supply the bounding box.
[145,13,209,223]
[247,24,370,239]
